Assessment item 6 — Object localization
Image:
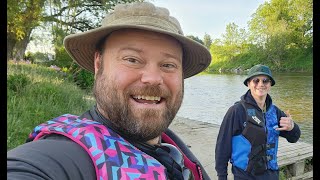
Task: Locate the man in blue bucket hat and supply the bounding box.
[215,64,301,180]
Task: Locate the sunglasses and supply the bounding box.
[251,77,271,85]
[154,143,194,180]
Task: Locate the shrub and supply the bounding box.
[54,47,73,68]
[7,74,31,93]
[73,68,94,90]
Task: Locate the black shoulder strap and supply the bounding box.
[235,100,246,111]
[235,100,247,122]
[163,129,210,180]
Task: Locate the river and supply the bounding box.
[176,73,313,144]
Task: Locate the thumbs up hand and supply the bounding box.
[276,110,294,131]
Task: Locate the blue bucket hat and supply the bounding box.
[243,64,275,86]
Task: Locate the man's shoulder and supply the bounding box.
[8,135,95,179]
[9,134,86,156]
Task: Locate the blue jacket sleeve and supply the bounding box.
[215,103,245,179]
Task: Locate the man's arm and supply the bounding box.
[215,105,240,180]
[7,136,95,180]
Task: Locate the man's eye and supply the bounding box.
[125,58,139,64]
[162,63,177,69]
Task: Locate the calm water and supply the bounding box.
[176,73,313,144]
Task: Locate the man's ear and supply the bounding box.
[94,52,101,75]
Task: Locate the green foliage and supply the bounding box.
[305,158,313,172]
[7,0,44,41]
[52,25,68,49]
[54,47,74,68]
[278,158,312,179]
[279,167,287,180]
[7,74,31,93]
[209,0,312,73]
[210,23,249,65]
[186,35,204,45]
[7,61,95,150]
[73,68,95,90]
[30,52,51,62]
[24,51,35,63]
[203,33,212,49]
[7,0,142,61]
[222,23,248,46]
[7,0,46,60]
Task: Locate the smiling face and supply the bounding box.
[247,75,271,101]
[93,29,184,142]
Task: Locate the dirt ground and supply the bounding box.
[169,116,234,179]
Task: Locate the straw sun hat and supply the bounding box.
[64,2,211,79]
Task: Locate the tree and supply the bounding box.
[203,33,212,49]
[7,0,46,61]
[220,23,248,60]
[287,0,313,49]
[186,35,204,45]
[7,0,143,61]
[248,0,313,67]
[210,38,225,62]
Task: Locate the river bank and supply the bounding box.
[169,116,223,179]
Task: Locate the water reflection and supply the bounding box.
[177,73,313,144]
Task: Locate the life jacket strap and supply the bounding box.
[266,143,275,149]
[249,143,275,160]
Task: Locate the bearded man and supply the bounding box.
[7,2,212,180]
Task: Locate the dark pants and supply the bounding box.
[232,166,279,180]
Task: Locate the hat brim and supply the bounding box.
[243,72,276,86]
[64,25,211,79]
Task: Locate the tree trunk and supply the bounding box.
[13,29,32,61]
[7,34,16,61]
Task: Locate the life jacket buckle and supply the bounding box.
[266,155,273,161]
[266,143,275,150]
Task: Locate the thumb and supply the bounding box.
[285,110,291,118]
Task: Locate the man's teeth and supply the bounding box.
[133,95,161,101]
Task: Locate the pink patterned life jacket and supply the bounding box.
[27,114,167,180]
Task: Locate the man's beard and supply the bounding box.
[93,71,183,142]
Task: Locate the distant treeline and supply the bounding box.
[8,0,312,74]
[188,0,313,73]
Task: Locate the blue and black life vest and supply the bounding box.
[231,101,280,175]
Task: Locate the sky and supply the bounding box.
[27,0,267,54]
[150,0,267,39]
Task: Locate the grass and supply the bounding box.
[7,61,95,150]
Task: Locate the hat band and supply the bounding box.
[103,16,183,35]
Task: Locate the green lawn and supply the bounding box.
[7,61,94,150]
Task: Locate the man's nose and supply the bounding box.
[140,66,163,85]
